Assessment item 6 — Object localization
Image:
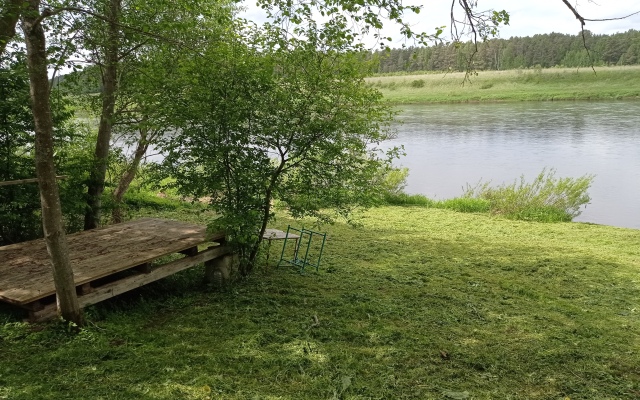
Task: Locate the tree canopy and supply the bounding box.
[368,29,640,73]
[157,22,397,273]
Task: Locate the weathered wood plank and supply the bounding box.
[77,246,230,308]
[27,245,230,322]
[0,175,67,187]
[78,283,93,295]
[179,246,198,257]
[135,263,152,274]
[29,304,57,322]
[0,218,226,305]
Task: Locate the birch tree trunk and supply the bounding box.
[22,0,83,325]
[84,0,121,230]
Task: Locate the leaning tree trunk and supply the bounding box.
[22,0,83,325]
[84,0,120,230]
[111,130,149,223]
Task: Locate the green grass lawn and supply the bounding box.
[1,206,639,399]
[368,66,640,103]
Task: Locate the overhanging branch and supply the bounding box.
[31,6,194,52]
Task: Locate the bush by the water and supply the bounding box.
[383,192,490,213]
[438,197,491,213]
[383,168,592,223]
[384,192,435,206]
[464,168,594,222]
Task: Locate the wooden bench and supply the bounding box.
[0,218,230,321]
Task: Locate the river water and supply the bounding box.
[386,101,640,230]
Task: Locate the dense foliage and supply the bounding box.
[369,29,640,73]
[162,24,397,272]
[463,168,594,222]
[0,56,88,245]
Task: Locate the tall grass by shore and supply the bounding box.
[384,168,594,223]
[367,65,640,103]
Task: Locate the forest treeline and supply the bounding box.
[368,30,640,73]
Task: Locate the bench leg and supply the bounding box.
[204,254,237,290]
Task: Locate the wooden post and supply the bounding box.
[179,246,198,257]
[134,262,152,274]
[77,283,93,295]
[204,251,237,290]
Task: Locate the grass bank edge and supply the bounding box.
[368,65,640,104]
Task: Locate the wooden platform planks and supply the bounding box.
[27,245,230,322]
[0,218,225,306]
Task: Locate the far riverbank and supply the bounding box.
[367,66,640,104]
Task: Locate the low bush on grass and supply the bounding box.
[464,168,594,222]
[384,193,490,213]
[436,197,490,213]
[124,190,183,210]
[384,192,435,206]
[382,168,591,222]
[378,167,409,196]
[410,79,425,88]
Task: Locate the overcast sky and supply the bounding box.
[241,0,640,46]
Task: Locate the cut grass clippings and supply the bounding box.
[367,65,640,104]
[1,206,639,399]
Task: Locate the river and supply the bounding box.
[386,101,640,230]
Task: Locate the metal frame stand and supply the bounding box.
[277,225,326,273]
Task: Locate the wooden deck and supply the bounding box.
[0,218,229,321]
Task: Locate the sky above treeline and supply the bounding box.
[241,0,640,46]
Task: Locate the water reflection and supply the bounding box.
[387,101,640,229]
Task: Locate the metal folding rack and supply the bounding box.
[276,225,326,273]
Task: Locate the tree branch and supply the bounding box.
[31,6,195,52]
[585,10,640,22]
[557,0,640,72]
[560,0,586,26]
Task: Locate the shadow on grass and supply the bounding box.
[1,209,639,399]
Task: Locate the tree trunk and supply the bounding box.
[246,159,286,273]
[84,0,121,230]
[21,0,83,325]
[111,130,149,223]
[0,0,22,54]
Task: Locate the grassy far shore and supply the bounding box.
[367,65,640,103]
[1,203,639,399]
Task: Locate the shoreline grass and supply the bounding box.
[1,204,639,399]
[367,65,640,104]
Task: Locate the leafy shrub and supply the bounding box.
[379,167,409,196]
[0,56,88,244]
[512,206,573,223]
[436,197,490,213]
[120,190,184,211]
[463,168,594,222]
[384,192,434,206]
[410,79,425,88]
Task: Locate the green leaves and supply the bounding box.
[161,25,397,272]
[463,168,595,222]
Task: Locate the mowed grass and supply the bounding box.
[367,65,640,103]
[1,206,640,399]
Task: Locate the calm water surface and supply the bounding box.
[387,101,640,230]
